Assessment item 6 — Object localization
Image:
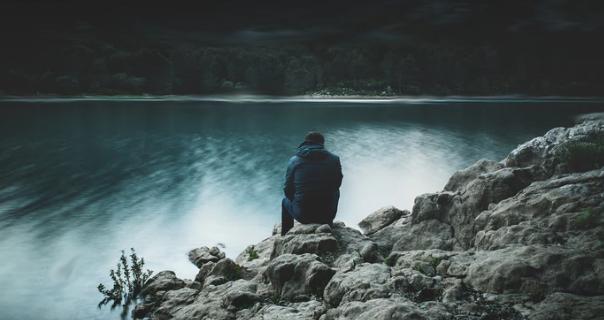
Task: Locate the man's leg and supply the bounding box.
[281,198,294,236]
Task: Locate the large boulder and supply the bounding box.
[411,166,536,249]
[264,253,335,301]
[474,168,604,251]
[323,263,391,307]
[466,245,604,297]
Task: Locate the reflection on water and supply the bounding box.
[0,101,602,319]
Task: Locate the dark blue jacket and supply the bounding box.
[283,142,343,223]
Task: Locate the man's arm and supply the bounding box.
[335,156,343,188]
[283,157,297,199]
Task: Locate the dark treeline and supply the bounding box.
[1,0,603,96]
[3,37,602,96]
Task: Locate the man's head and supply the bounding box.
[304,131,325,145]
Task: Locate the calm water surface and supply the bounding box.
[0,99,602,319]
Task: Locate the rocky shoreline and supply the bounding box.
[134,117,604,320]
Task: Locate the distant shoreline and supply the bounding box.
[2,94,604,104]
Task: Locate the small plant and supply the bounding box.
[246,246,259,261]
[384,254,398,266]
[98,248,154,310]
[427,255,442,269]
[575,209,601,230]
[269,291,282,305]
[558,136,604,172]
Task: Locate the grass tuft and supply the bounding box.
[246,246,259,261]
[559,136,604,172]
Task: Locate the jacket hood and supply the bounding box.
[296,142,329,160]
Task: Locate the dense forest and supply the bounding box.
[1,0,603,96]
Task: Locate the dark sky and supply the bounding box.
[3,0,603,42]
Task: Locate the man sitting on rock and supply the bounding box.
[281,132,343,236]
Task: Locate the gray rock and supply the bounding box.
[195,258,242,287]
[153,280,258,320]
[444,252,475,278]
[529,292,604,320]
[359,242,381,263]
[504,120,604,175]
[391,219,455,251]
[272,223,282,236]
[222,285,260,310]
[466,245,604,297]
[388,250,455,275]
[236,236,277,274]
[441,278,465,303]
[316,224,332,234]
[368,215,411,253]
[358,206,406,235]
[575,112,604,123]
[330,222,373,254]
[332,253,362,272]
[474,168,604,251]
[288,223,322,234]
[324,263,391,307]
[271,233,338,258]
[264,253,335,301]
[246,300,326,320]
[411,166,536,249]
[321,298,451,320]
[140,271,186,297]
[389,267,444,302]
[444,159,505,192]
[188,246,226,268]
[151,287,200,319]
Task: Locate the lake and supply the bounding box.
[0,98,603,319]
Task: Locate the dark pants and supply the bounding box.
[281,198,297,236]
[281,205,295,236]
[281,197,335,236]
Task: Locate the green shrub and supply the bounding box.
[97,248,154,309]
[559,136,604,172]
[246,246,259,261]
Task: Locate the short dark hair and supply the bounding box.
[304,131,325,144]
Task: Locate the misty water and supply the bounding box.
[0,99,603,319]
